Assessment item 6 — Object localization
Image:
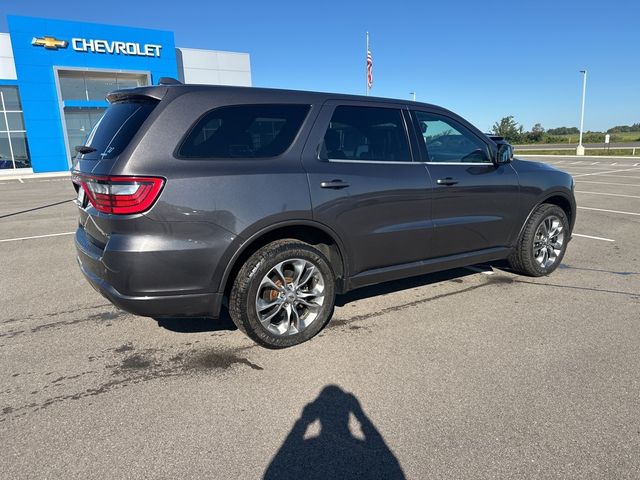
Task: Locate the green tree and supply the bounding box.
[547,126,579,135]
[491,116,523,143]
[607,123,640,133]
[529,123,545,142]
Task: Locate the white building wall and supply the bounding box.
[176,47,251,86]
[0,33,17,80]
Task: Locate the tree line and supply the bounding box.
[491,116,640,144]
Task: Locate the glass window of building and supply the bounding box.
[64,107,107,159]
[6,112,25,131]
[85,71,118,100]
[58,72,87,101]
[57,71,149,162]
[58,70,149,102]
[1,87,21,110]
[0,86,30,169]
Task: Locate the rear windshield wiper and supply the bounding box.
[75,146,97,154]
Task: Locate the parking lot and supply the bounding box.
[1,155,639,479]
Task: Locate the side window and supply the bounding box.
[413,111,490,163]
[179,104,310,158]
[321,106,411,162]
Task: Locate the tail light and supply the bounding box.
[71,173,164,215]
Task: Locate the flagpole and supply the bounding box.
[365,31,369,96]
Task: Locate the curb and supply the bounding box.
[0,171,71,182]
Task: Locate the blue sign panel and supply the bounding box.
[8,16,177,172]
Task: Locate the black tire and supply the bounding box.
[509,204,569,277]
[229,239,336,349]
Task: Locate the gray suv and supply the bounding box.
[72,84,575,348]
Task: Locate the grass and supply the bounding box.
[610,132,640,142]
[515,131,640,145]
[515,148,640,156]
[550,132,640,143]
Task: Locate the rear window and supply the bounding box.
[178,104,310,158]
[77,100,157,161]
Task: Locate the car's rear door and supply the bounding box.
[301,100,433,282]
[409,109,521,258]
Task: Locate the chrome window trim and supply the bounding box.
[423,161,493,165]
[326,158,493,166]
[327,158,418,165]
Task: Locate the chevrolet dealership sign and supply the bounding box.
[72,38,162,57]
[31,36,68,49]
[31,35,162,57]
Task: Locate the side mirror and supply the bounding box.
[495,143,513,164]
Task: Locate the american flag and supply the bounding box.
[367,48,373,89]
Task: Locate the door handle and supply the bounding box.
[436,177,458,186]
[320,179,350,189]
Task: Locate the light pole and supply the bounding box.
[576,69,587,156]
[410,92,416,101]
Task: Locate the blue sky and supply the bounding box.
[2,0,638,132]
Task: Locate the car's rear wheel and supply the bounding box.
[509,204,569,277]
[229,240,336,348]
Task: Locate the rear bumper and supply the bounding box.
[75,227,223,319]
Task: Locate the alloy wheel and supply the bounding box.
[255,258,325,336]
[533,215,565,269]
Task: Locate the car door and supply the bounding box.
[301,101,433,279]
[409,109,521,258]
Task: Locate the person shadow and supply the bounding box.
[264,385,405,480]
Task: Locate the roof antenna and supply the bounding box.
[158,77,182,85]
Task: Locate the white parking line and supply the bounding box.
[565,172,640,177]
[543,162,640,169]
[0,231,75,243]
[572,167,640,178]
[589,174,640,179]
[572,233,615,242]
[575,190,640,199]
[576,180,640,187]
[578,206,640,216]
[559,164,638,169]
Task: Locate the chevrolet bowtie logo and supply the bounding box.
[31,36,68,50]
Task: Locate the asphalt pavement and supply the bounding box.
[1,157,639,479]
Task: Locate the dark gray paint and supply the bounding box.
[72,85,576,319]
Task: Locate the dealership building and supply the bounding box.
[0,15,251,173]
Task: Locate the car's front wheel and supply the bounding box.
[509,204,569,277]
[229,240,336,348]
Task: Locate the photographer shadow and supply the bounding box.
[264,385,405,480]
